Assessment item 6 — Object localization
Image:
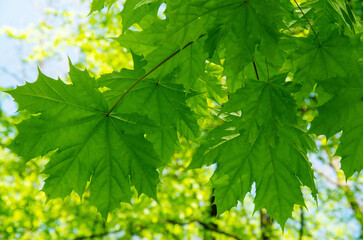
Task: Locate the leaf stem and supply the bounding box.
[106,34,207,116]
[293,0,321,46]
[253,61,260,81]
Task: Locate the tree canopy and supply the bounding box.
[1,0,363,238]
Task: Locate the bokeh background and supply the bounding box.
[0,0,363,239]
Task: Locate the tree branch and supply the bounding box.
[75,218,241,240]
[106,34,207,116]
[165,219,242,240]
[314,168,344,188]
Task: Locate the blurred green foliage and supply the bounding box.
[0,0,363,239]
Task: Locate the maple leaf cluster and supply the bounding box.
[7,0,362,226]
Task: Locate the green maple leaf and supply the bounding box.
[291,32,358,99]
[116,18,167,57]
[302,0,358,36]
[8,0,363,228]
[197,62,228,104]
[205,0,285,82]
[99,59,200,162]
[120,0,161,31]
[117,18,207,90]
[8,62,164,218]
[189,75,317,226]
[310,74,363,178]
[116,19,180,79]
[164,0,218,47]
[174,40,207,91]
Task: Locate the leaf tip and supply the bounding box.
[67,56,74,68]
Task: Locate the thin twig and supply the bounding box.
[253,61,259,81]
[106,34,207,116]
[293,0,321,46]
